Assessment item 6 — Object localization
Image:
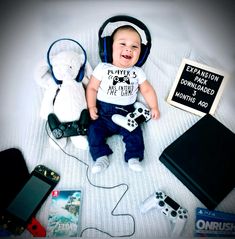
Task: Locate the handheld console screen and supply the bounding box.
[0,165,60,235]
[7,176,51,221]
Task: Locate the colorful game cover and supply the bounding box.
[195,207,235,237]
[46,190,82,237]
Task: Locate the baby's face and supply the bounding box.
[112,29,141,68]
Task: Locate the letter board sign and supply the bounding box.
[167,58,228,116]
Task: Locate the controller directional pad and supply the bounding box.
[155,191,164,199]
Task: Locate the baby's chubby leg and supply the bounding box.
[87,118,114,173]
[121,127,145,172]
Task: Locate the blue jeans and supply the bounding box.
[87,101,144,162]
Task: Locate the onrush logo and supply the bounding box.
[196,220,235,232]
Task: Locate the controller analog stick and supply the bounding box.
[52,129,63,139]
[159,200,165,207]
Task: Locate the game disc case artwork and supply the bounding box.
[46,190,82,237]
[195,207,235,237]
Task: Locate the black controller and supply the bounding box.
[48,109,90,139]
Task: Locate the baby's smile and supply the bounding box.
[122,54,132,59]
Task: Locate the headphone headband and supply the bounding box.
[99,15,151,43]
[47,38,87,85]
[98,15,152,67]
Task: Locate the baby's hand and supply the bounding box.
[151,108,160,120]
[89,106,99,120]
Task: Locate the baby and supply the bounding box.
[86,24,160,174]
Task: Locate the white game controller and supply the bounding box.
[111,102,151,132]
[140,190,188,237]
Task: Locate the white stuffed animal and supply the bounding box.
[35,50,93,150]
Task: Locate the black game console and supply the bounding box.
[0,149,47,237]
[48,109,90,139]
[159,114,235,210]
[0,148,29,212]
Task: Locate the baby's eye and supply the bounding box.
[120,43,126,46]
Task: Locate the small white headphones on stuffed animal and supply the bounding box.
[47,38,87,85]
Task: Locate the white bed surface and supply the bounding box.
[0,1,234,238]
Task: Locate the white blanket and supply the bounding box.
[0,1,234,238]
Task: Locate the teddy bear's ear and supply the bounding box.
[34,59,57,89]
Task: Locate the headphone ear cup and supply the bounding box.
[50,65,63,85]
[77,65,85,81]
[136,43,150,67]
[99,36,113,63]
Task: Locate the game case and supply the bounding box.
[46,190,82,237]
[195,207,235,237]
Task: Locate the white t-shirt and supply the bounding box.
[92,63,146,105]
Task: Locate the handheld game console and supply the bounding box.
[140,190,188,237]
[0,165,59,236]
[35,164,60,183]
[111,102,151,132]
[48,109,90,139]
